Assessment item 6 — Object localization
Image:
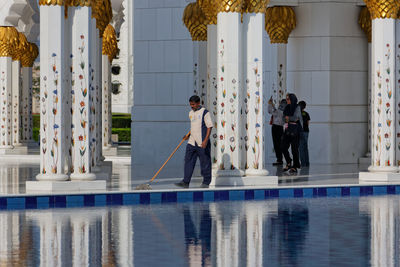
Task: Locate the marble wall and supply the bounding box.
[132,0,369,172]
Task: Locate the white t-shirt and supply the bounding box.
[188,107,213,147]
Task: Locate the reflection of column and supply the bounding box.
[359,7,372,160]
[0,27,18,150]
[116,207,133,265]
[216,1,245,176]
[361,197,397,267]
[245,208,263,267]
[28,212,71,267]
[243,1,268,176]
[265,7,296,104]
[215,209,240,267]
[70,4,96,181]
[36,4,69,181]
[364,0,399,174]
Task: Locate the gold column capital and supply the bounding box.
[102,24,118,62]
[243,0,269,13]
[21,43,39,68]
[92,0,113,37]
[198,0,218,24]
[39,0,65,5]
[359,6,372,43]
[217,0,245,13]
[183,2,208,41]
[363,0,400,19]
[13,32,29,62]
[265,6,296,44]
[0,27,20,58]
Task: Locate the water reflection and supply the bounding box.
[1,197,400,265]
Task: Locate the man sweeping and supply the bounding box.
[175,95,213,188]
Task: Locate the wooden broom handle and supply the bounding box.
[149,131,190,183]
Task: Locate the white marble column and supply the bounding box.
[21,67,34,144]
[70,6,96,181]
[37,5,69,180]
[243,12,268,176]
[396,21,400,166]
[193,41,208,105]
[361,15,399,180]
[0,57,13,150]
[102,55,112,150]
[270,44,287,104]
[11,60,22,147]
[216,12,244,177]
[207,24,218,168]
[96,37,103,165]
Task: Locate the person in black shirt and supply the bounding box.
[298,101,310,167]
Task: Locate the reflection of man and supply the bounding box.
[175,95,213,189]
[183,205,212,266]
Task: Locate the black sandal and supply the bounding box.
[283,164,292,172]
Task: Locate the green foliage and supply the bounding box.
[112,128,131,142]
[33,127,39,142]
[33,114,40,128]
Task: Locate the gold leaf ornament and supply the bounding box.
[0,27,20,58]
[265,6,296,44]
[198,0,218,24]
[13,32,29,62]
[217,0,245,13]
[102,24,118,62]
[183,2,208,41]
[364,0,400,19]
[243,0,269,13]
[358,7,372,43]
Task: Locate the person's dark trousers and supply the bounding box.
[281,133,300,168]
[272,124,284,162]
[299,131,309,166]
[183,143,212,185]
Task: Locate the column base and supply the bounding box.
[93,161,112,180]
[70,173,96,181]
[102,145,117,156]
[26,180,106,193]
[359,171,400,182]
[36,173,69,181]
[22,140,39,148]
[0,146,28,155]
[245,169,269,176]
[215,169,245,177]
[210,175,278,186]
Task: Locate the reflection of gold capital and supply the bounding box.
[0,27,20,58]
[198,0,218,24]
[243,0,269,13]
[102,24,118,62]
[183,2,208,41]
[265,6,296,44]
[217,0,245,13]
[364,0,400,19]
[359,7,372,43]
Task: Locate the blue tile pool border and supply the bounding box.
[1,184,400,210]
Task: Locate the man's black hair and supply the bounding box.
[189,95,201,103]
[298,101,306,110]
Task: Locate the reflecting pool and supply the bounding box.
[1,196,400,266]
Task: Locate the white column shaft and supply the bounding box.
[102,55,112,148]
[193,41,207,105]
[243,13,268,176]
[368,43,372,156]
[0,57,13,149]
[370,19,397,172]
[396,21,400,165]
[21,67,33,143]
[11,60,21,146]
[70,6,96,180]
[271,44,287,104]
[207,24,218,167]
[216,12,244,176]
[37,6,68,180]
[96,38,103,164]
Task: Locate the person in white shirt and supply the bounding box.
[175,95,213,188]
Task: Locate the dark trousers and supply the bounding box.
[183,144,212,185]
[299,132,309,166]
[281,132,300,168]
[272,125,284,162]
